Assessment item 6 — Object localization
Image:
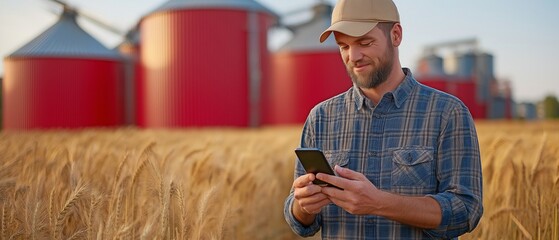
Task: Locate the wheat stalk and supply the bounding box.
[48,188,56,239]
[1,202,7,240]
[171,182,187,239]
[54,182,86,239]
[510,213,533,239]
[553,204,558,240]
[30,201,41,240]
[130,143,155,189]
[110,189,124,238]
[66,228,87,240]
[531,132,547,176]
[112,151,129,195]
[191,185,218,239]
[87,193,101,240]
[128,142,155,238]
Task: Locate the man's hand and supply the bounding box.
[292,174,332,225]
[317,165,442,229]
[317,165,385,215]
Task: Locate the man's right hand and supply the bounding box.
[292,173,332,226]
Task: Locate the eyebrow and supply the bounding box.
[337,36,376,45]
[355,36,375,43]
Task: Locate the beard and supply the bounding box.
[347,44,394,89]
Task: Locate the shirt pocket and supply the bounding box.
[391,147,435,190]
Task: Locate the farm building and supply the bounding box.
[416,39,514,119]
[262,2,351,125]
[2,7,124,130]
[137,0,277,128]
[1,2,519,130]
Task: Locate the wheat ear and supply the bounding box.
[54,182,86,239]
[1,203,7,240]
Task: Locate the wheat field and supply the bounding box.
[0,121,558,239]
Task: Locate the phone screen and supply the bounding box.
[295,148,342,189]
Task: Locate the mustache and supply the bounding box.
[348,60,372,69]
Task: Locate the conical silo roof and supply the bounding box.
[278,3,338,52]
[8,9,121,60]
[149,0,278,17]
[115,24,140,51]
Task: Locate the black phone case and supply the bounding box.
[295,148,342,189]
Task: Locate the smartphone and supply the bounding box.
[295,148,342,190]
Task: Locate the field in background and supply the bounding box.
[0,121,558,239]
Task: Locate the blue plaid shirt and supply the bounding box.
[284,69,483,239]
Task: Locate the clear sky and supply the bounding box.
[1,0,558,103]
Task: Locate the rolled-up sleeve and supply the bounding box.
[423,105,483,238]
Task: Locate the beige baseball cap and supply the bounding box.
[320,0,400,43]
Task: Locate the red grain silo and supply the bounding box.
[262,3,351,125]
[2,9,124,130]
[419,76,487,119]
[139,0,277,127]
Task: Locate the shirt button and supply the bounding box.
[367,219,374,223]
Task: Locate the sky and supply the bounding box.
[1,0,558,103]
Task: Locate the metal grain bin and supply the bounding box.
[417,54,445,77]
[2,10,124,130]
[139,0,277,127]
[262,3,351,124]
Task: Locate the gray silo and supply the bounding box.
[476,53,494,103]
[456,52,476,77]
[418,54,445,76]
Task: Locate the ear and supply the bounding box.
[391,23,403,47]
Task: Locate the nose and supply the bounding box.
[347,46,363,63]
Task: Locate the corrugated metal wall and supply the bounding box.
[419,77,486,119]
[139,9,273,127]
[262,3,351,125]
[3,58,124,129]
[263,51,350,124]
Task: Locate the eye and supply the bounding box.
[360,41,373,47]
[338,44,349,50]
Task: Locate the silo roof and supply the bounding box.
[116,24,140,49]
[8,10,121,60]
[149,0,278,17]
[277,4,338,53]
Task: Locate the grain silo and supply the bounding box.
[2,8,124,130]
[139,0,277,127]
[456,51,477,77]
[417,54,445,77]
[475,52,494,103]
[262,3,351,125]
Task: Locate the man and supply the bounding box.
[283,0,483,239]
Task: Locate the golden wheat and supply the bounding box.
[0,121,557,239]
[462,120,559,240]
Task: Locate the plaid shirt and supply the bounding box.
[284,69,483,239]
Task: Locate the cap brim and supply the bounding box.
[319,21,379,43]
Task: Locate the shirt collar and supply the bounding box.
[353,68,417,110]
[353,84,367,111]
[392,68,417,109]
